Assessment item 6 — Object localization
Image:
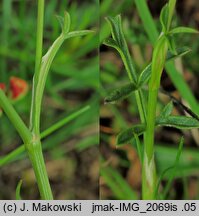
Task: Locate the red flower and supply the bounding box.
[0,83,6,91]
[9,76,28,101]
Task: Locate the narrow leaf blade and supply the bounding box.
[103,38,121,51]
[16,180,23,200]
[160,101,173,117]
[66,30,94,39]
[117,124,145,146]
[104,82,138,104]
[105,15,138,84]
[170,27,199,35]
[160,4,169,33]
[156,115,199,129]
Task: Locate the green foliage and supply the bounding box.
[101,160,137,200]
[104,1,199,199]
[156,116,199,129]
[169,27,199,35]
[160,4,169,33]
[104,83,138,104]
[0,1,97,199]
[138,47,190,87]
[104,15,137,84]
[159,102,173,117]
[117,124,145,145]
[16,180,23,200]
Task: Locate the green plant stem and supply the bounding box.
[144,90,158,160]
[30,0,45,135]
[0,90,53,199]
[135,90,146,123]
[27,140,53,200]
[0,90,31,144]
[0,106,90,167]
[142,89,158,200]
[35,0,44,77]
[30,34,65,135]
[134,0,199,115]
[27,0,53,199]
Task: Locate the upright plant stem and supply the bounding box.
[30,0,45,135]
[134,0,199,115]
[27,0,53,199]
[0,90,32,144]
[35,0,44,80]
[144,90,158,161]
[27,140,53,199]
[0,106,90,167]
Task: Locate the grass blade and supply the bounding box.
[16,180,23,200]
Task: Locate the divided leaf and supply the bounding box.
[104,15,137,84]
[57,11,71,35]
[117,124,145,146]
[105,15,124,48]
[169,27,199,35]
[104,82,138,104]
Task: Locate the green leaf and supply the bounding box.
[104,82,138,104]
[105,15,138,84]
[149,35,168,90]
[56,11,71,35]
[106,15,124,48]
[169,27,199,35]
[65,30,93,40]
[160,3,169,33]
[167,0,177,30]
[117,115,199,146]
[160,101,173,117]
[156,115,199,129]
[103,38,121,51]
[16,180,23,200]
[30,12,92,134]
[138,47,190,86]
[167,34,177,54]
[117,124,146,146]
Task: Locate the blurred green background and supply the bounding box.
[0,0,99,199]
[1,0,199,201]
[100,0,199,200]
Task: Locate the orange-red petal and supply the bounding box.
[0,83,6,91]
[9,76,28,100]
